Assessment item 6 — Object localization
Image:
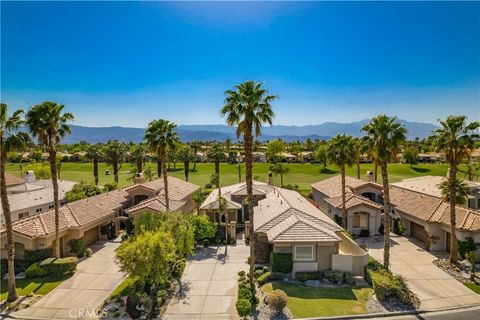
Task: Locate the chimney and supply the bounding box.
[267,171,273,186]
[24,170,36,183]
[134,172,145,184]
[366,171,374,182]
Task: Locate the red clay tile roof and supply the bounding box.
[427,202,480,231]
[324,193,382,210]
[311,175,382,198]
[126,195,186,213]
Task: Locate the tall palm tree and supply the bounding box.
[130,143,147,173]
[326,134,356,229]
[103,140,127,184]
[362,136,379,182]
[225,138,231,152]
[352,138,362,179]
[362,115,407,269]
[26,101,74,258]
[439,178,470,206]
[207,143,226,177]
[86,143,104,185]
[192,189,207,213]
[177,145,193,181]
[145,119,178,211]
[190,140,201,171]
[221,80,277,297]
[1,103,29,302]
[431,115,479,263]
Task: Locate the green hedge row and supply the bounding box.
[270,253,293,274]
[25,257,78,278]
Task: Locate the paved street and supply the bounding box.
[381,305,480,320]
[12,239,124,320]
[358,234,480,310]
[163,244,250,320]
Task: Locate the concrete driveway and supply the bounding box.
[358,234,480,310]
[163,244,250,320]
[13,239,124,319]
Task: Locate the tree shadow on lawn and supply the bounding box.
[320,168,338,175]
[269,282,360,301]
[411,166,430,173]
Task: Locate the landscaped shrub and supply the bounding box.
[344,271,354,284]
[203,239,209,248]
[39,257,78,276]
[268,289,288,313]
[378,222,384,235]
[295,271,322,282]
[393,218,406,235]
[458,237,479,260]
[333,214,342,226]
[269,272,285,281]
[262,266,269,273]
[236,298,252,318]
[126,295,142,319]
[257,272,271,284]
[364,258,386,284]
[238,271,246,277]
[173,258,186,278]
[254,269,264,279]
[1,259,27,277]
[324,270,344,284]
[85,247,93,257]
[270,252,293,274]
[24,248,53,266]
[238,287,252,300]
[25,263,48,278]
[68,238,86,257]
[368,269,402,300]
[100,222,116,240]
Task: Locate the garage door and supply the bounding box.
[411,221,428,243]
[83,226,99,246]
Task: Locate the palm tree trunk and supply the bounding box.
[93,159,99,185]
[238,164,241,183]
[137,159,142,173]
[48,137,61,258]
[0,147,18,302]
[244,127,255,297]
[356,160,360,180]
[381,160,391,269]
[449,163,458,263]
[280,171,284,187]
[161,150,170,211]
[215,161,220,176]
[374,159,378,183]
[184,161,189,181]
[157,157,162,179]
[341,165,347,230]
[113,161,119,184]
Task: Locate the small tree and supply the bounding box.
[266,139,285,162]
[189,214,217,241]
[270,163,289,187]
[316,144,328,169]
[403,147,418,168]
[65,182,102,202]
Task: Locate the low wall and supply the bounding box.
[333,232,369,276]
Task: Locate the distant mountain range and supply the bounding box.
[59,119,439,143]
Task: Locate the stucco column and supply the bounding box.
[369,212,376,236]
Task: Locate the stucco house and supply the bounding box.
[1,171,76,224]
[0,176,200,259]
[200,180,368,276]
[312,175,480,255]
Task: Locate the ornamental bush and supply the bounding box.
[24,248,53,266]
[364,258,386,284]
[295,271,322,282]
[393,218,406,235]
[39,257,78,276]
[236,298,252,318]
[254,269,264,279]
[238,287,252,300]
[257,272,271,284]
[25,263,48,278]
[368,269,402,300]
[268,289,288,313]
[68,238,86,257]
[270,253,293,274]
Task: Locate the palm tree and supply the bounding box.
[431,115,479,263]
[145,119,178,211]
[190,140,201,171]
[439,178,470,206]
[362,115,407,269]
[1,103,30,302]
[177,145,193,181]
[352,138,362,179]
[221,80,277,297]
[192,189,207,213]
[362,136,379,182]
[130,143,147,173]
[207,143,226,177]
[326,134,356,229]
[270,162,289,187]
[103,140,127,184]
[316,144,328,169]
[86,143,104,185]
[26,101,74,258]
[225,138,231,152]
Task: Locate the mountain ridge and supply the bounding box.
[58,119,438,143]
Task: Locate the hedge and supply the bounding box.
[368,269,402,300]
[39,257,78,276]
[25,263,48,278]
[270,253,293,274]
[25,248,53,266]
[295,271,322,282]
[257,272,271,284]
[364,258,386,284]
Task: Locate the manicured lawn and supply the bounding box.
[5,162,468,195]
[109,276,135,299]
[0,275,71,301]
[262,282,373,318]
[465,283,480,294]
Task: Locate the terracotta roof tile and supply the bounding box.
[5,172,24,186]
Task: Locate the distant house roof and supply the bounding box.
[1,176,200,238]
[126,195,186,214]
[324,193,382,210]
[5,173,24,186]
[392,175,480,199]
[311,175,382,198]
[254,187,342,243]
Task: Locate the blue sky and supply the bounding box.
[1,1,479,127]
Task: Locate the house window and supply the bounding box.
[36,208,43,213]
[295,245,314,261]
[353,212,369,228]
[48,204,54,209]
[18,212,29,219]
